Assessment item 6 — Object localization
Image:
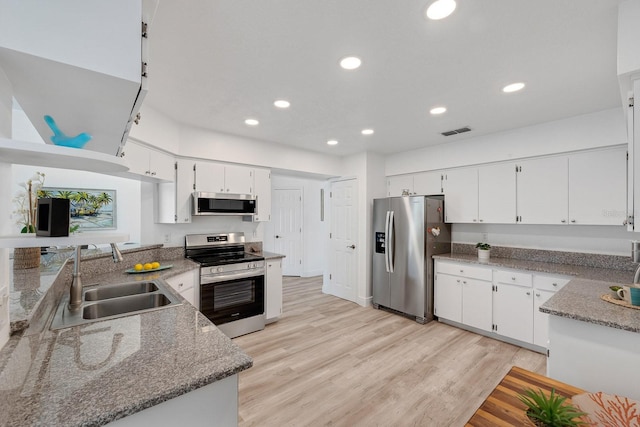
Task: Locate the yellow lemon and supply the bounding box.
[151,261,160,269]
[134,263,143,271]
[143,263,153,270]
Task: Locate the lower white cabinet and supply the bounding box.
[434,260,571,351]
[165,269,199,308]
[265,259,283,323]
[493,279,534,343]
[434,261,492,331]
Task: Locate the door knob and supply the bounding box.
[347,244,356,249]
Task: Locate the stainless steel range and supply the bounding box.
[185,232,265,338]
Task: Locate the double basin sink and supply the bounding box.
[51,279,181,330]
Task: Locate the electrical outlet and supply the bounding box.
[482,232,489,242]
[163,233,171,243]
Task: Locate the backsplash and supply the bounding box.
[452,243,637,271]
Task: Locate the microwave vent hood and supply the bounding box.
[192,192,256,216]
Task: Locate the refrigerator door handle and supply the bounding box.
[384,211,391,273]
[388,210,395,273]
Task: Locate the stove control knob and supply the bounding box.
[217,267,223,273]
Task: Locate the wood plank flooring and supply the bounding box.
[233,276,546,427]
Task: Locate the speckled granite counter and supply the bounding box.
[261,251,286,260]
[433,253,640,334]
[0,247,253,426]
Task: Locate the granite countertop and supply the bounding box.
[0,250,253,426]
[433,253,640,334]
[261,251,286,260]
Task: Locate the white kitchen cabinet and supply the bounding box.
[194,162,253,195]
[434,273,462,323]
[265,258,283,323]
[478,163,517,224]
[165,269,199,308]
[387,175,414,196]
[123,141,175,181]
[516,156,568,225]
[413,171,443,195]
[156,159,194,224]
[0,0,150,157]
[253,168,272,222]
[532,273,571,348]
[434,261,492,330]
[461,278,493,332]
[442,168,478,223]
[493,269,533,343]
[568,148,627,226]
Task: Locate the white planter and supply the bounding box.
[478,249,490,262]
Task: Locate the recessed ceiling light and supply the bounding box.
[426,0,456,20]
[327,139,339,146]
[502,82,525,93]
[274,99,290,108]
[244,118,259,126]
[430,106,447,115]
[361,129,374,135]
[340,56,362,70]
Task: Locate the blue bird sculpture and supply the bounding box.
[44,115,91,148]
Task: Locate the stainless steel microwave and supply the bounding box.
[192,192,256,216]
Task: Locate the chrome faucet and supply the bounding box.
[68,243,123,310]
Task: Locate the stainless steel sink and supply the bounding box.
[84,281,159,301]
[50,279,181,330]
[82,293,172,319]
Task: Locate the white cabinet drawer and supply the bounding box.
[494,269,532,287]
[533,274,572,292]
[436,261,492,281]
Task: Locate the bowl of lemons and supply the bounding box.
[126,261,172,274]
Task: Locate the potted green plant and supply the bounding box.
[475,242,491,261]
[517,388,587,427]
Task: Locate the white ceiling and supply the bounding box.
[144,0,624,157]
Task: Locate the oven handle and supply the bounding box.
[200,269,265,285]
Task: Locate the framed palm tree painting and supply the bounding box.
[39,188,116,230]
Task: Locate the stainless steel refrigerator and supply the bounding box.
[372,195,451,323]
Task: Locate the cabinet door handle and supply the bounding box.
[570,219,576,223]
[561,219,566,223]
[526,291,531,296]
[552,283,557,287]
[511,277,516,281]
[178,283,184,288]
[459,269,464,273]
[535,293,540,297]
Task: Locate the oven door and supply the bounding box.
[200,274,264,325]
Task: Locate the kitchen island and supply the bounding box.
[0,246,252,426]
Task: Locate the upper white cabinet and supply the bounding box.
[123,141,175,182]
[194,162,253,194]
[478,163,517,224]
[156,158,194,224]
[0,0,150,157]
[568,148,626,225]
[253,168,272,222]
[387,175,414,196]
[516,156,568,224]
[442,168,478,223]
[413,171,443,195]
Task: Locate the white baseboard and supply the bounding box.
[357,295,372,308]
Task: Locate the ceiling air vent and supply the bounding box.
[441,126,471,137]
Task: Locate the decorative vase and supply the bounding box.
[478,248,490,262]
[13,247,41,270]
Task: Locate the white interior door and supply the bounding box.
[329,179,358,303]
[272,189,302,276]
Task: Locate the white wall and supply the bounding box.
[386,108,626,176]
[264,174,328,277]
[11,165,142,244]
[179,126,343,177]
[385,108,634,256]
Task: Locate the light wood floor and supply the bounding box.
[233,276,546,427]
